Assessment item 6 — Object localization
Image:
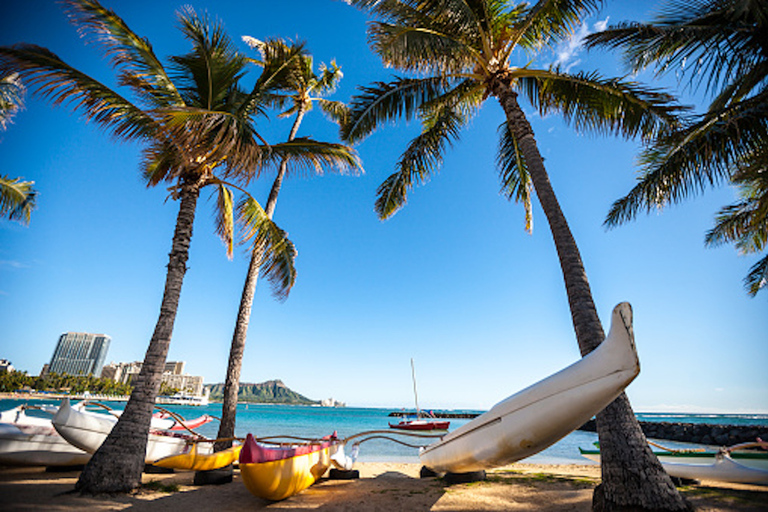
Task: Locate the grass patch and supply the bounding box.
[680,486,768,507]
[142,480,180,493]
[486,472,596,489]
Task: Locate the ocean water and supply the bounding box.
[3,398,766,465]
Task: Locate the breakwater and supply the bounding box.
[388,411,480,419]
[578,419,768,446]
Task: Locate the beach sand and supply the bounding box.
[1,462,766,511]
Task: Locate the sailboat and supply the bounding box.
[389,359,450,431]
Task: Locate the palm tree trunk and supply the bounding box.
[490,81,690,511]
[214,108,307,452]
[76,178,200,493]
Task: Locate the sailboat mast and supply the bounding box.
[411,358,420,417]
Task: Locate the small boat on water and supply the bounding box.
[0,404,91,466]
[419,302,640,474]
[580,441,768,484]
[389,359,450,432]
[239,432,340,501]
[52,398,211,463]
[389,417,451,431]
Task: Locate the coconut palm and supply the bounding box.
[343,1,690,509]
[212,37,358,457]
[0,0,348,493]
[0,72,36,223]
[586,0,768,296]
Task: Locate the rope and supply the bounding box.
[343,429,445,443]
[353,435,434,450]
[647,440,706,453]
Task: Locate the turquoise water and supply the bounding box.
[3,399,766,464]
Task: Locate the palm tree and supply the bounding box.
[0,72,36,223]
[212,37,358,457]
[586,0,768,296]
[342,1,690,510]
[0,0,342,493]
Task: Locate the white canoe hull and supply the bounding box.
[581,452,768,484]
[0,407,91,467]
[420,302,640,473]
[52,399,209,463]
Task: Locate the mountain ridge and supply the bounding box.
[205,379,317,405]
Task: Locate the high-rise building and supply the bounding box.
[101,360,203,395]
[48,332,111,376]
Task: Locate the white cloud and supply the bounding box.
[0,260,28,269]
[552,17,610,72]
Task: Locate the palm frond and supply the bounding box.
[155,107,268,183]
[265,138,362,177]
[0,175,36,224]
[497,122,533,233]
[317,99,350,126]
[605,94,768,227]
[744,254,768,296]
[0,44,154,140]
[515,0,602,51]
[63,0,181,107]
[212,182,235,259]
[342,75,453,143]
[0,72,24,130]
[517,68,685,141]
[239,39,308,118]
[584,1,768,96]
[368,22,478,74]
[237,196,297,301]
[314,60,343,95]
[375,84,474,219]
[170,8,247,111]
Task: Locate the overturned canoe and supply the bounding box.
[153,443,241,471]
[420,302,640,473]
[239,433,339,501]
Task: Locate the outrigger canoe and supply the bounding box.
[420,302,641,473]
[239,432,340,501]
[580,442,768,484]
[153,443,242,471]
[0,405,91,466]
[52,398,211,463]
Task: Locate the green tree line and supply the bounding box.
[0,370,132,396]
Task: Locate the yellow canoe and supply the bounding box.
[153,443,241,471]
[239,433,338,501]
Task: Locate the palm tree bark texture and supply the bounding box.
[490,77,691,511]
[76,178,201,493]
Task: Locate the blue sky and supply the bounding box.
[1,1,765,413]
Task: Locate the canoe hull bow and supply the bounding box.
[420,302,640,473]
[239,433,338,501]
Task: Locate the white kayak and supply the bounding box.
[0,405,90,466]
[52,398,211,463]
[419,302,640,473]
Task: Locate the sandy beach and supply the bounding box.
[1,462,766,511]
